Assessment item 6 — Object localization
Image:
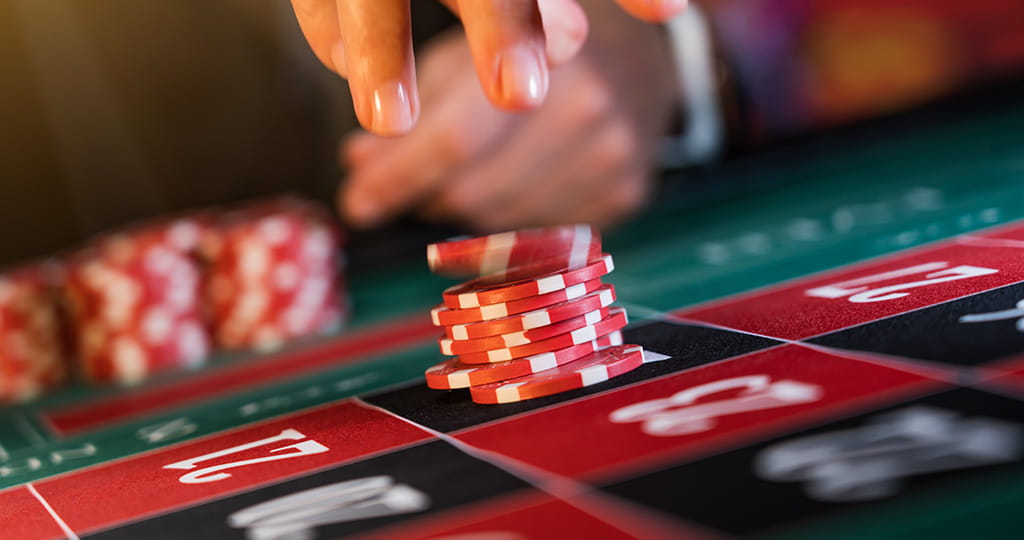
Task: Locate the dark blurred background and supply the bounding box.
[1,0,1022,267]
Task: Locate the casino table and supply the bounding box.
[2,90,1024,539]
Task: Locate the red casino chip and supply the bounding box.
[431,278,605,327]
[0,262,67,402]
[204,197,347,351]
[65,217,212,385]
[439,306,611,354]
[425,331,624,390]
[453,308,629,364]
[444,285,617,340]
[441,254,614,309]
[427,224,601,278]
[469,345,645,404]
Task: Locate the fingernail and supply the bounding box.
[371,81,415,136]
[330,41,347,76]
[497,45,548,107]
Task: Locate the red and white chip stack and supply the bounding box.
[64,216,213,385]
[0,196,349,397]
[0,262,68,402]
[202,197,348,352]
[423,225,646,404]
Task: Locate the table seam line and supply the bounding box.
[352,396,697,537]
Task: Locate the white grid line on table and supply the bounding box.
[27,483,79,540]
[353,397,702,537]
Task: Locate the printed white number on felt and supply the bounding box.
[805,262,998,303]
[163,428,329,485]
[609,375,823,436]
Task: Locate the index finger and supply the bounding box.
[337,0,419,136]
[290,0,346,76]
[339,82,513,227]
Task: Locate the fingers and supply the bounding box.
[294,0,589,123]
[612,0,688,23]
[418,105,600,229]
[340,36,467,170]
[565,168,651,228]
[440,0,587,67]
[419,120,569,228]
[339,42,514,228]
[337,0,419,136]
[478,119,647,230]
[290,0,346,76]
[538,0,589,65]
[457,0,549,110]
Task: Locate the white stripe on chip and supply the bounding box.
[487,349,512,362]
[522,310,551,329]
[496,382,527,403]
[564,283,587,300]
[426,244,440,268]
[529,352,558,371]
[480,231,516,275]
[568,224,592,269]
[536,275,566,294]
[480,304,509,319]
[458,292,480,308]
[448,370,471,388]
[502,332,529,347]
[578,364,610,386]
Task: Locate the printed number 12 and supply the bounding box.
[163,428,329,485]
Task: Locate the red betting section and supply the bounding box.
[457,344,947,479]
[30,400,431,537]
[679,240,1024,340]
[0,487,70,540]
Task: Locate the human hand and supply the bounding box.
[290,0,686,136]
[339,1,680,230]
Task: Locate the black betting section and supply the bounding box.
[365,320,782,433]
[810,282,1024,367]
[601,387,1024,536]
[86,441,530,540]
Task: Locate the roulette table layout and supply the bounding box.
[2,89,1024,539]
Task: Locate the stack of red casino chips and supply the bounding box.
[64,216,214,385]
[202,197,348,352]
[0,196,349,398]
[0,262,67,402]
[424,225,645,404]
